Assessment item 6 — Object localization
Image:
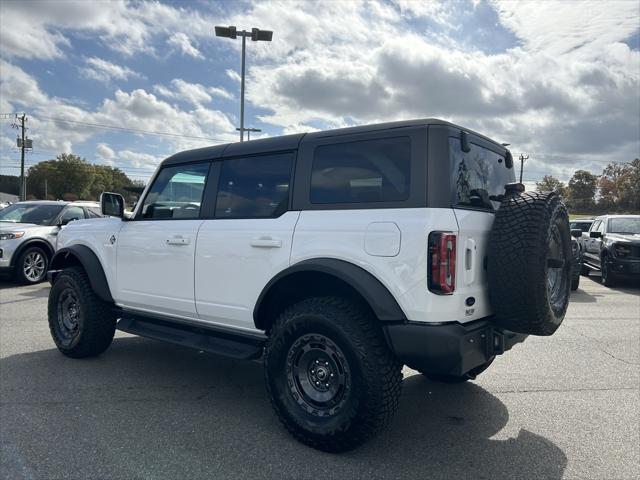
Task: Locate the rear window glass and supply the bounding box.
[450,138,514,211]
[310,137,411,204]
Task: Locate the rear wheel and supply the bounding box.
[15,246,48,284]
[48,267,116,358]
[264,297,402,452]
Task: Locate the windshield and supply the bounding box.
[0,203,64,226]
[608,217,640,235]
[570,221,593,233]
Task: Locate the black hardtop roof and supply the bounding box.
[161,118,505,167]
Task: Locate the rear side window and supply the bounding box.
[215,153,293,218]
[310,137,411,204]
[450,138,514,211]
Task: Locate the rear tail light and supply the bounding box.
[428,232,457,294]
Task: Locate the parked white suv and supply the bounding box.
[0,200,101,283]
[47,119,571,451]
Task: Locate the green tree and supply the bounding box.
[25,154,146,202]
[567,170,598,212]
[599,159,640,212]
[27,154,95,200]
[535,175,567,197]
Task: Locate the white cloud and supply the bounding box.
[1,61,237,160]
[226,69,241,82]
[167,32,204,59]
[96,143,115,160]
[153,79,233,106]
[81,57,140,83]
[0,0,215,59]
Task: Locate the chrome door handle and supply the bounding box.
[166,236,191,246]
[250,237,282,248]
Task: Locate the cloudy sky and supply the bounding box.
[0,0,638,185]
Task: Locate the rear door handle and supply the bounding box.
[166,236,191,246]
[250,237,282,248]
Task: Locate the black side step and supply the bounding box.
[116,314,265,360]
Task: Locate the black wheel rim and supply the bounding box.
[286,333,351,417]
[56,287,80,345]
[546,225,567,310]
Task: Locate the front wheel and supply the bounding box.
[601,258,616,287]
[48,267,117,358]
[264,297,402,452]
[15,246,48,284]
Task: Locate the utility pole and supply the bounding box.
[519,153,529,183]
[44,178,48,199]
[11,113,28,201]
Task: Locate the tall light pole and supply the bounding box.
[215,26,272,142]
[236,127,261,141]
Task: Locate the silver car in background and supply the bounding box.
[0,201,101,283]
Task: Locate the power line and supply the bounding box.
[32,115,233,143]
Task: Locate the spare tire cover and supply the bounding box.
[487,191,571,336]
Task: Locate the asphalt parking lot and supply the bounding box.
[1,275,638,480]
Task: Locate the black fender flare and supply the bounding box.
[50,245,114,303]
[253,258,407,326]
[11,238,55,267]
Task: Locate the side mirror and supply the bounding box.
[589,231,602,238]
[101,192,125,219]
[570,229,583,238]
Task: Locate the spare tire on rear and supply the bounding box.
[487,191,571,336]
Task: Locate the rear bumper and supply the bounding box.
[384,318,527,376]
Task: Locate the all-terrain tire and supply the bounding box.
[15,246,49,284]
[571,274,580,291]
[48,267,117,358]
[264,296,403,453]
[487,191,571,336]
[420,357,495,383]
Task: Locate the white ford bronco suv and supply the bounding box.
[47,119,571,452]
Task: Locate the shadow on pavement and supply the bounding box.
[0,336,567,480]
[0,281,49,304]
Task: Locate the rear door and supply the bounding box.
[194,152,297,331]
[449,134,516,321]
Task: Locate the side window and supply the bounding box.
[140,163,209,219]
[310,137,411,204]
[215,153,293,219]
[86,207,102,218]
[596,220,606,233]
[59,206,85,223]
